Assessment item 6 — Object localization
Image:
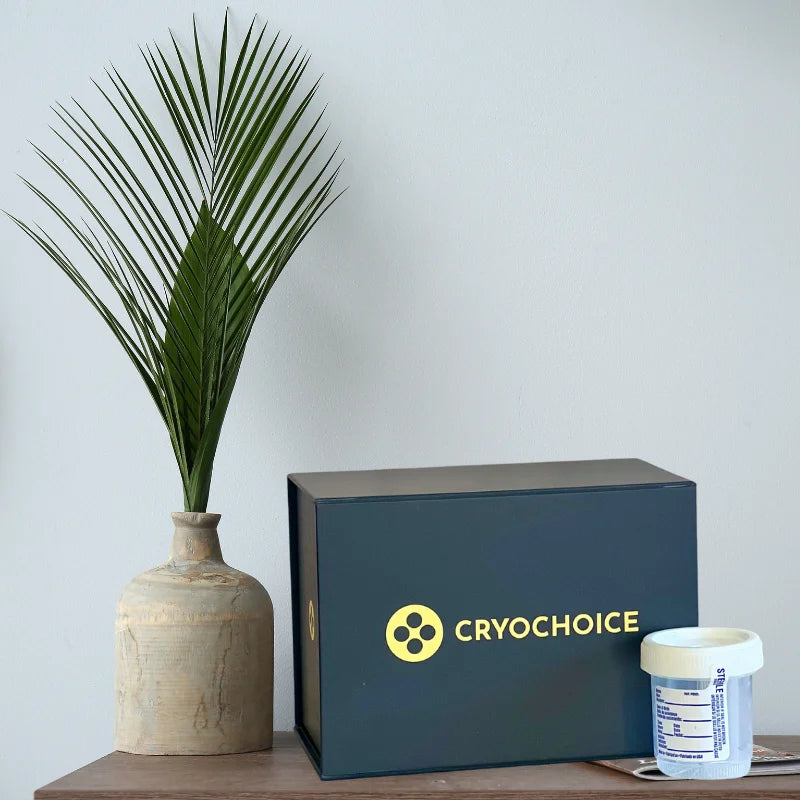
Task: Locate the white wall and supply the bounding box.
[2,0,799,796]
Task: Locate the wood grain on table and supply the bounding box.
[34,733,800,800]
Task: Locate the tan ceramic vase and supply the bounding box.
[114,512,273,755]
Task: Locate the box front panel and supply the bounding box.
[315,485,696,777]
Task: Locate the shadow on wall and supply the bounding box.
[241,178,408,472]
[0,336,7,484]
[633,2,800,67]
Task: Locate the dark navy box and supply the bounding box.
[288,459,697,779]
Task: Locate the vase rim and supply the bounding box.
[171,511,222,529]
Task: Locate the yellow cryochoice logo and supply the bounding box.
[308,599,315,641]
[385,604,444,662]
[385,605,640,663]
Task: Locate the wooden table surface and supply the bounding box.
[35,733,800,800]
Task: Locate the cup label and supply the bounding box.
[655,667,729,762]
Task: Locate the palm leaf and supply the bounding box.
[8,13,343,511]
[163,201,255,511]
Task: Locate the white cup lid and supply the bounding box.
[641,627,763,679]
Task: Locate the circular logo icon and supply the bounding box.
[308,599,315,641]
[385,604,443,662]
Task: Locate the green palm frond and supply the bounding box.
[7,12,343,512]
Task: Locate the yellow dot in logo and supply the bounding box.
[385,604,443,662]
[308,599,315,641]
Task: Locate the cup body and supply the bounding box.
[650,674,753,779]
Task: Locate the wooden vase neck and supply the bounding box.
[170,512,223,563]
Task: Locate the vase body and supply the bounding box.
[114,512,273,755]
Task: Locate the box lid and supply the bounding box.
[288,458,692,501]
